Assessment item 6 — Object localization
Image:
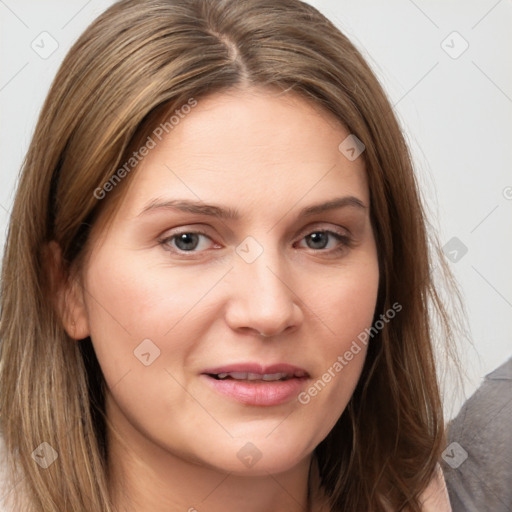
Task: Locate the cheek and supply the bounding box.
[82,248,230,385]
[85,244,222,333]
[298,258,379,426]
[312,255,380,346]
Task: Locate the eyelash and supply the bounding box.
[159,227,352,257]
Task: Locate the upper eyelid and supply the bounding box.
[163,221,350,239]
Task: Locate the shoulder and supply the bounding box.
[450,357,512,433]
[485,357,512,381]
[0,436,25,512]
[311,456,452,512]
[0,437,12,512]
[447,356,512,449]
[418,465,452,512]
[444,357,512,512]
[381,466,452,512]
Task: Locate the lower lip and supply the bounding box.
[202,375,308,406]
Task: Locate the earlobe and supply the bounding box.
[45,241,90,340]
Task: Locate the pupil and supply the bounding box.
[307,232,328,249]
[175,233,199,251]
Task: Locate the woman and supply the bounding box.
[0,0,454,510]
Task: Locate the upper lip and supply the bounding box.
[202,363,309,378]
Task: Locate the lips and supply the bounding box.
[201,363,310,406]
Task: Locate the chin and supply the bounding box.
[196,435,312,476]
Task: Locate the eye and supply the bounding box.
[296,230,351,253]
[159,228,351,256]
[161,231,216,252]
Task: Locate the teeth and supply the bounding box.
[214,372,291,381]
[229,372,248,380]
[262,373,288,381]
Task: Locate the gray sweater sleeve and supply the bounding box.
[443,357,512,512]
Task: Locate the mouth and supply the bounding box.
[201,363,310,406]
[207,370,307,381]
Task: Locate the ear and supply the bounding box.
[44,241,90,340]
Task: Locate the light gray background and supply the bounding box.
[1,0,511,418]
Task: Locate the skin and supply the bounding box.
[61,87,381,512]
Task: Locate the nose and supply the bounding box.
[224,245,304,338]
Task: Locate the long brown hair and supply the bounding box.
[0,0,457,510]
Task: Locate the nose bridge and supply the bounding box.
[247,248,286,296]
[225,235,301,336]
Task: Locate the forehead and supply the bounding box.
[105,87,369,223]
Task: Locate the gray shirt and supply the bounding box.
[444,357,512,512]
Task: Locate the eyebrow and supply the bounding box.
[137,196,367,220]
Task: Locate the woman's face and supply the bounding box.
[72,88,379,475]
